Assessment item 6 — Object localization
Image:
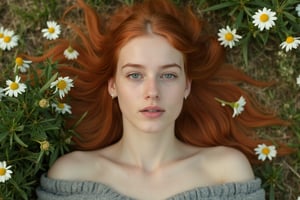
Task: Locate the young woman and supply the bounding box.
[32,0,291,199]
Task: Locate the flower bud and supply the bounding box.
[39,99,49,108]
[40,141,50,151]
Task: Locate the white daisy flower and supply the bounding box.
[217,26,242,48]
[3,75,27,97]
[215,96,246,118]
[52,102,72,114]
[0,87,5,101]
[296,4,300,17]
[296,75,300,86]
[279,36,300,52]
[50,76,74,99]
[252,7,277,31]
[0,161,13,183]
[14,57,32,73]
[231,96,246,118]
[0,29,19,51]
[41,21,61,40]
[64,46,79,60]
[254,144,277,161]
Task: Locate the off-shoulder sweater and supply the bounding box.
[36,174,265,200]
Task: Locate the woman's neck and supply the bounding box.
[114,128,183,173]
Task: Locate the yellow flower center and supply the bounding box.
[67,47,74,53]
[48,27,55,33]
[225,33,234,41]
[15,57,24,66]
[40,141,50,151]
[260,14,269,22]
[0,33,3,38]
[286,36,294,44]
[10,82,19,90]
[262,147,270,155]
[57,80,67,90]
[3,36,11,43]
[57,103,65,109]
[0,168,6,176]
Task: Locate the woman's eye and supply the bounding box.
[128,73,142,80]
[161,73,177,79]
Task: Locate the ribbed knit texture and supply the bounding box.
[37,174,265,200]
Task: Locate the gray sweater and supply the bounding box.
[36,174,265,200]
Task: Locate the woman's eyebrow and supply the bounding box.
[121,63,183,70]
[161,63,182,70]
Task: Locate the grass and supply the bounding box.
[0,0,299,199]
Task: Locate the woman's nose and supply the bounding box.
[144,78,160,100]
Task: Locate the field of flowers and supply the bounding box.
[0,0,299,199]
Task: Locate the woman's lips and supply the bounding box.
[140,106,165,118]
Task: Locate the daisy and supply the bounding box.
[252,7,277,31]
[215,96,246,118]
[0,29,19,51]
[279,36,300,52]
[217,26,242,48]
[232,96,246,117]
[41,21,61,40]
[50,76,74,99]
[296,75,300,86]
[0,161,13,183]
[3,75,27,97]
[254,144,277,161]
[52,102,72,114]
[296,4,300,17]
[14,57,32,73]
[64,46,79,60]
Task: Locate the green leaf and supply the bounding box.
[241,33,251,67]
[9,179,29,200]
[0,131,9,143]
[202,2,237,12]
[5,96,20,104]
[15,125,24,132]
[283,11,297,22]
[71,111,88,129]
[269,184,275,200]
[36,151,44,165]
[39,72,58,94]
[248,1,270,8]
[235,10,245,28]
[13,133,28,148]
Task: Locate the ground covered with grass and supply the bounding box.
[0,0,299,199]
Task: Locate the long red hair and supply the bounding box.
[27,0,291,163]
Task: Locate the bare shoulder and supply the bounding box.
[199,146,255,183]
[47,150,97,180]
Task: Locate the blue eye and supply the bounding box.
[161,73,177,79]
[128,73,142,80]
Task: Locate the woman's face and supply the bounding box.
[108,34,191,134]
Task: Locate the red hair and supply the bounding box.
[27,0,291,163]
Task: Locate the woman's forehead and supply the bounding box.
[117,35,184,69]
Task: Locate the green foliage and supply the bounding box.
[198,0,300,66]
[0,60,75,200]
